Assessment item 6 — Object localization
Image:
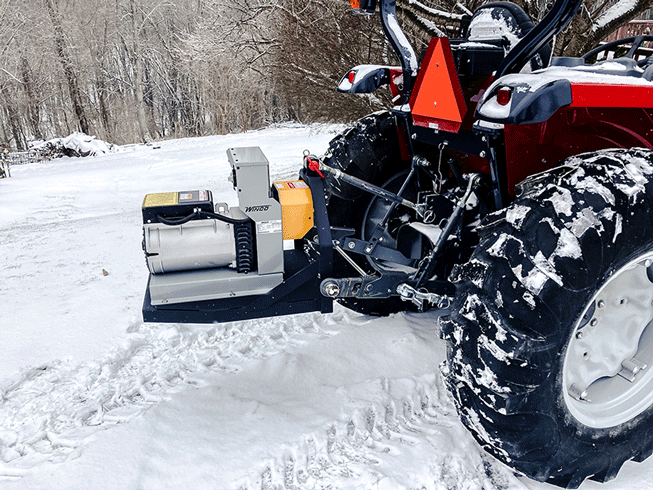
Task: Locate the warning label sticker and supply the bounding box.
[256,220,282,235]
[287,181,308,189]
[178,190,209,201]
[274,181,308,190]
[143,192,178,207]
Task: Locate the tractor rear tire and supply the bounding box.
[322,111,407,209]
[322,111,412,316]
[443,148,653,488]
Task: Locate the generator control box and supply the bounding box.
[142,190,214,223]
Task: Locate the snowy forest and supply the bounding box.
[0,0,651,149]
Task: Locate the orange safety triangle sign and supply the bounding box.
[409,38,467,133]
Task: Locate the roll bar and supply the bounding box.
[378,0,419,104]
[495,0,583,78]
[368,0,583,97]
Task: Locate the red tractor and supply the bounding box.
[141,0,653,485]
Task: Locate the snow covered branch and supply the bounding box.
[556,0,653,57]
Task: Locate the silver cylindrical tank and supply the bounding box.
[144,218,236,274]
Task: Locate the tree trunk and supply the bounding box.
[21,58,43,141]
[2,90,26,150]
[94,75,112,140]
[0,109,10,149]
[44,0,90,135]
[129,0,153,143]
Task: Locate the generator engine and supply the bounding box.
[141,147,314,307]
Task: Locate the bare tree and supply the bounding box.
[555,0,653,56]
[43,0,90,135]
[398,0,653,57]
[0,0,649,150]
[124,0,153,142]
[273,0,394,121]
[179,0,290,130]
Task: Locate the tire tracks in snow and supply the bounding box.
[246,373,527,490]
[0,307,528,489]
[0,311,343,479]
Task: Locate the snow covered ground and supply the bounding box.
[1,125,652,489]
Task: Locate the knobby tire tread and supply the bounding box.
[443,148,653,487]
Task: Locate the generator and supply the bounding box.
[141,146,333,323]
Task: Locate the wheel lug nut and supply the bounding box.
[569,384,590,402]
[597,300,605,308]
[590,318,598,327]
[620,297,628,305]
[576,331,583,339]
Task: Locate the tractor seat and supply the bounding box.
[466,1,552,71]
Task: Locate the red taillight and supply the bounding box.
[497,87,512,106]
[389,68,403,99]
[348,71,356,84]
[350,0,376,13]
